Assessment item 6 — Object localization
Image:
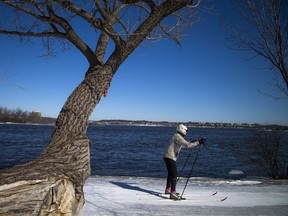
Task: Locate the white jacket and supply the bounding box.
[164,132,199,161]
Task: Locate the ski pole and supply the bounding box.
[180,144,203,199]
[177,147,193,183]
[177,139,199,182]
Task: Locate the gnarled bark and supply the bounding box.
[0,138,90,215]
[0,65,110,215]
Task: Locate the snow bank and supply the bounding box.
[81,176,288,216]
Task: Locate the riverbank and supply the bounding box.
[1,120,288,131]
[81,176,288,216]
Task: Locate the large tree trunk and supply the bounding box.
[0,65,112,215]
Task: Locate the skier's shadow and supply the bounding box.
[110,181,162,197]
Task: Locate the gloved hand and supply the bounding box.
[198,138,206,144]
[190,140,198,143]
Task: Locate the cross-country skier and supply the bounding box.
[163,124,206,200]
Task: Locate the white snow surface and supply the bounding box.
[81,176,288,216]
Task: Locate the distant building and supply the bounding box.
[32,110,41,120]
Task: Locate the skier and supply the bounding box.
[163,124,206,200]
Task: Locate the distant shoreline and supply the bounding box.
[90,119,288,131]
[1,119,288,131]
[1,106,287,130]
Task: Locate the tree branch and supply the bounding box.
[0,29,66,38]
[54,0,102,29]
[46,1,101,66]
[227,0,288,97]
[107,0,195,69]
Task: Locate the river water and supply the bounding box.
[0,123,287,179]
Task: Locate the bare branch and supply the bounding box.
[226,0,288,98]
[45,1,100,65]
[0,29,66,38]
[0,0,201,66]
[54,0,102,29]
[120,0,156,10]
[187,0,202,8]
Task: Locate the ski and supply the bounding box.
[158,196,227,202]
[137,192,227,203]
[139,195,228,203]
[157,191,218,197]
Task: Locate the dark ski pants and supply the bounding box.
[163,157,177,191]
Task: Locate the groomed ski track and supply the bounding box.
[81,175,288,216]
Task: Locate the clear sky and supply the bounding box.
[0,1,287,126]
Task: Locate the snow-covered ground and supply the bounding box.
[81,176,288,216]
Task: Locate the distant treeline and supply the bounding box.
[0,107,55,124]
[1,106,287,130]
[91,120,288,131]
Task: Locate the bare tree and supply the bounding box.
[0,0,203,215]
[227,0,288,98]
[248,130,287,179]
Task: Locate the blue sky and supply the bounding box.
[0,1,287,126]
